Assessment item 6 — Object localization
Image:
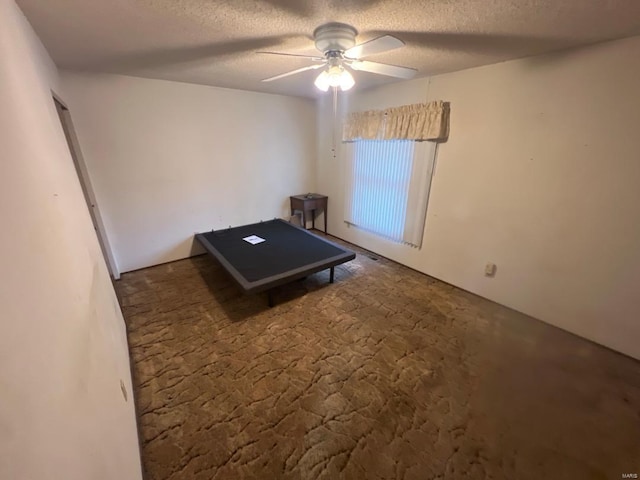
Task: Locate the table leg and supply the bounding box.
[324,208,327,234]
[301,210,306,229]
[311,209,315,229]
[329,266,334,283]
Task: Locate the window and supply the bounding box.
[344,139,436,247]
[348,140,414,241]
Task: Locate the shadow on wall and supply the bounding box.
[289,213,303,227]
[519,37,624,71]
[190,236,206,257]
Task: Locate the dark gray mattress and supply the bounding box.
[195,219,355,293]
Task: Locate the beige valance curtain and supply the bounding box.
[343,101,450,142]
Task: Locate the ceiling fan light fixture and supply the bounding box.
[314,66,355,92]
[314,70,331,91]
[339,69,355,91]
[326,65,344,88]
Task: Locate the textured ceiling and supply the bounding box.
[17,0,640,98]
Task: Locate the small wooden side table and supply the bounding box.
[290,194,328,233]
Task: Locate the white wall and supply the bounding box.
[61,73,317,273]
[318,36,640,359]
[0,1,142,479]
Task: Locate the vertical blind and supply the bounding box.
[344,140,436,247]
[346,140,414,242]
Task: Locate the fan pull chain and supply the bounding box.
[332,86,338,158]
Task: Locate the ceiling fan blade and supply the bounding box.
[261,64,325,82]
[349,60,417,79]
[257,51,325,61]
[344,35,404,59]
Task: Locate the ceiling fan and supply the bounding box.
[258,23,417,92]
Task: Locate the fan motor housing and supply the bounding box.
[314,22,357,53]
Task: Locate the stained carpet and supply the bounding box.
[116,236,640,480]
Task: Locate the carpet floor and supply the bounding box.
[116,236,640,480]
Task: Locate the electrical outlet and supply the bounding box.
[485,262,497,277]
